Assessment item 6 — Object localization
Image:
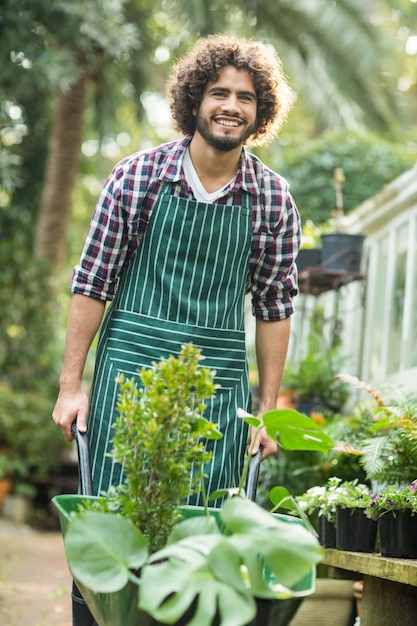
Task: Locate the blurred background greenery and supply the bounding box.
[1,0,416,526]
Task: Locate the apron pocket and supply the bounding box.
[104,310,247,391]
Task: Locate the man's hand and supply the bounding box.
[247,424,277,461]
[52,387,89,442]
[52,293,105,442]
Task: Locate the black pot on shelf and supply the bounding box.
[321,234,364,273]
[336,507,378,552]
[296,248,322,273]
[379,510,417,558]
[318,515,337,549]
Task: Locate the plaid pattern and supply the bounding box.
[72,136,301,321]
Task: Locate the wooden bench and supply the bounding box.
[323,549,417,625]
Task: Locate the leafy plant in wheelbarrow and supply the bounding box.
[53,344,333,626]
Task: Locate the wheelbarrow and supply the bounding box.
[53,424,316,626]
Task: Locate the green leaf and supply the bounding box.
[151,533,223,563]
[206,540,248,593]
[139,499,321,624]
[219,498,323,590]
[168,515,220,544]
[192,417,223,439]
[221,497,277,533]
[262,409,334,452]
[269,486,298,512]
[140,551,256,626]
[211,541,272,599]
[243,416,263,428]
[64,512,148,593]
[237,408,262,428]
[208,488,230,501]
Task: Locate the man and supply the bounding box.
[53,34,301,504]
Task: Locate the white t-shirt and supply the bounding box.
[182,148,235,203]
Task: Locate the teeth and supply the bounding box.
[218,120,239,127]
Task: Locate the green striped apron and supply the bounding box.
[87,183,252,506]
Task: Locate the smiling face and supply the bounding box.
[194,66,258,152]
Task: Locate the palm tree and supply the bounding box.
[31,1,140,266]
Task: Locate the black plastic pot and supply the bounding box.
[72,582,98,626]
[321,234,364,273]
[296,249,321,272]
[318,516,337,549]
[336,507,378,552]
[379,510,417,558]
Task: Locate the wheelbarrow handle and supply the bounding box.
[245,446,262,502]
[71,422,93,497]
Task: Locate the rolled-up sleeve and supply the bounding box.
[71,162,132,300]
[249,176,301,321]
[71,138,190,300]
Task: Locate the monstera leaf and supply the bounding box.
[140,539,256,626]
[240,408,334,453]
[64,512,148,593]
[138,496,323,626]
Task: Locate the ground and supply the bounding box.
[0,516,72,626]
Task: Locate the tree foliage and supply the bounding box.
[279,129,417,224]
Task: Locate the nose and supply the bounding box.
[220,94,240,114]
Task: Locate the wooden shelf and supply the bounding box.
[322,549,417,625]
[298,268,365,295]
[323,548,417,587]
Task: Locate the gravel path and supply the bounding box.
[0,517,72,626]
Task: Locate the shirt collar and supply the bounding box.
[158,136,192,183]
[158,136,261,197]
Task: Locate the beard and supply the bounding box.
[195,111,256,152]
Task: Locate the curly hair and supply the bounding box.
[166,34,294,147]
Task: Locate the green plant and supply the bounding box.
[0,225,67,489]
[299,220,322,249]
[0,451,28,481]
[335,374,417,484]
[0,454,13,480]
[57,344,335,626]
[94,343,221,552]
[297,477,371,523]
[280,129,416,225]
[0,381,68,483]
[282,308,350,412]
[365,481,417,520]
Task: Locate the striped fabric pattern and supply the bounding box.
[87,185,253,505]
[71,136,300,322]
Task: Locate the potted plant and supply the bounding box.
[320,168,365,273]
[295,220,322,274]
[365,481,417,558]
[298,477,377,553]
[328,479,377,553]
[334,374,417,485]
[53,344,334,626]
[281,308,350,415]
[296,478,342,548]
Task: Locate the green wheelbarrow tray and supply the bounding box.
[52,424,316,626]
[53,494,315,626]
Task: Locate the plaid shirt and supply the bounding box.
[72,136,300,321]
